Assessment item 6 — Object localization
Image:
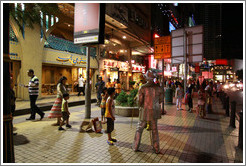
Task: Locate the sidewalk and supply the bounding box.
[14,93,98,116]
[12,96,243,163]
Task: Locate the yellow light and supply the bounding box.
[123,36,126,39]
[129,73,132,77]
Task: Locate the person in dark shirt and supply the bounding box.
[95,76,105,106]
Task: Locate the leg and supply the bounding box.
[82,87,85,95]
[78,87,81,96]
[151,120,160,153]
[29,95,36,119]
[132,121,146,151]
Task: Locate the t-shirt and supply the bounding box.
[61,99,68,112]
[28,75,39,96]
[78,77,84,87]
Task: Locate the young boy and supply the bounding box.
[105,87,117,145]
[59,93,72,130]
[175,84,184,111]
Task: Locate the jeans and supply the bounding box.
[29,95,44,119]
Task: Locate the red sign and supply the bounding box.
[195,66,200,73]
[216,59,228,65]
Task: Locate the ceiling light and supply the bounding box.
[122,36,126,39]
[68,24,71,27]
[120,50,124,53]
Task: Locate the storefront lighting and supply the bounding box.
[120,50,124,53]
[131,60,135,64]
[123,36,126,39]
[125,50,127,52]
[129,73,132,77]
[109,51,113,54]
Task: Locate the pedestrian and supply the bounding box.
[175,84,184,111]
[48,76,68,126]
[24,69,45,120]
[77,74,85,96]
[100,87,108,124]
[115,79,121,98]
[95,76,105,106]
[10,77,17,135]
[58,93,72,130]
[187,79,194,113]
[132,71,163,154]
[205,81,213,113]
[197,87,206,118]
[105,87,117,145]
[106,78,112,88]
[216,81,222,98]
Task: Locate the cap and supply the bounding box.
[27,69,34,73]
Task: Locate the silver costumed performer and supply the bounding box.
[132,71,164,154]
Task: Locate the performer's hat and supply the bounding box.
[145,70,156,80]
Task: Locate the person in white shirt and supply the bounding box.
[77,74,85,96]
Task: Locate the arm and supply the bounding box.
[108,99,115,120]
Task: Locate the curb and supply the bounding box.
[14,99,97,117]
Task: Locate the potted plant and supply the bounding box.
[115,89,139,117]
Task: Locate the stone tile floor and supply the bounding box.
[13,97,243,163]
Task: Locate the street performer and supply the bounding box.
[132,70,164,154]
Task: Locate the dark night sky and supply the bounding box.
[222,3,243,59]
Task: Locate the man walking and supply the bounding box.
[24,69,45,120]
[132,71,164,154]
[95,76,105,106]
[77,74,85,96]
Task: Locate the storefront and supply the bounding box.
[100,59,129,90]
[42,48,98,95]
[132,64,146,83]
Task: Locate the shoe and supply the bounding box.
[66,124,72,128]
[111,137,117,142]
[58,127,65,131]
[40,113,45,120]
[188,109,192,113]
[107,140,114,145]
[177,108,179,111]
[13,133,17,135]
[26,117,35,120]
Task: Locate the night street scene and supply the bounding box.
[2,1,244,164]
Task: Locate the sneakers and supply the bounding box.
[58,127,65,131]
[111,137,117,142]
[177,108,179,111]
[66,124,72,128]
[107,140,114,145]
[40,113,45,120]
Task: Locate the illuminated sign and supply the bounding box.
[154,36,171,59]
[56,55,86,65]
[149,55,157,69]
[103,60,128,71]
[74,3,105,44]
[169,22,176,32]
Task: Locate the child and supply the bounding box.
[100,87,108,124]
[59,93,72,130]
[198,87,206,118]
[105,87,117,145]
[175,84,184,111]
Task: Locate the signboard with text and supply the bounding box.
[154,36,171,59]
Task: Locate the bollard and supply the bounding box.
[229,101,236,128]
[223,93,227,109]
[238,111,243,149]
[225,96,230,117]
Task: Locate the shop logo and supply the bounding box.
[56,55,86,65]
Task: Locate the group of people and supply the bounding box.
[95,77,121,106]
[173,78,223,118]
[12,68,223,154]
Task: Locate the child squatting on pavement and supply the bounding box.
[105,87,117,145]
[59,93,72,131]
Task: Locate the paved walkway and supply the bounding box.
[13,97,243,163]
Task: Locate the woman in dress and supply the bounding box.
[48,76,68,126]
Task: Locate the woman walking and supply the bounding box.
[48,76,68,126]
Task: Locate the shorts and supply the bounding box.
[106,118,114,133]
[101,108,105,116]
[62,112,69,121]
